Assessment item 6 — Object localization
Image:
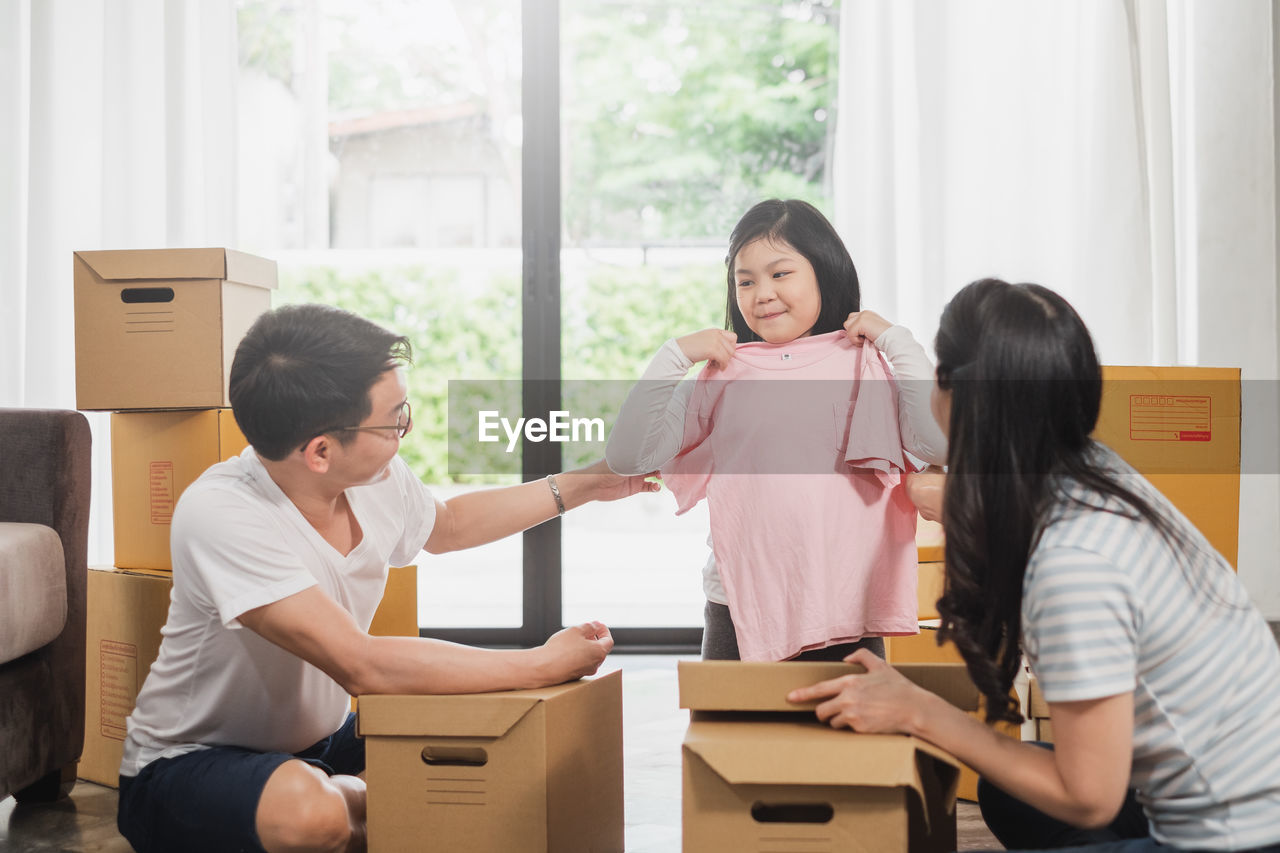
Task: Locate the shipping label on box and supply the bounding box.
[111,409,248,571]
[910,367,1242,568]
[74,247,277,410]
[1096,366,1241,566]
[81,567,172,787]
[358,671,624,853]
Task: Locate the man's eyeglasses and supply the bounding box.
[321,401,413,440]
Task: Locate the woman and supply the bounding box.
[789,279,1280,851]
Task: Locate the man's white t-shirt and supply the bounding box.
[120,447,436,778]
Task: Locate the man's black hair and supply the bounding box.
[229,304,412,461]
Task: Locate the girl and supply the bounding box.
[606,199,946,661]
[790,279,1280,852]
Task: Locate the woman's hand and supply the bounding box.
[844,311,893,346]
[676,329,737,370]
[906,466,946,522]
[786,648,931,735]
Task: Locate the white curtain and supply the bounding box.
[833,0,1280,616]
[0,0,239,564]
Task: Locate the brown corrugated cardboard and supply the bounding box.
[1027,679,1054,742]
[906,366,1242,570]
[82,563,425,787]
[885,624,964,665]
[883,629,1023,801]
[359,671,624,853]
[678,662,962,852]
[110,409,249,570]
[1096,366,1241,566]
[80,566,171,786]
[677,660,979,712]
[368,565,418,638]
[74,247,277,410]
[917,560,945,619]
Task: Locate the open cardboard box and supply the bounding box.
[358,671,624,853]
[678,661,976,853]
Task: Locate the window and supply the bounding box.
[236,0,840,647]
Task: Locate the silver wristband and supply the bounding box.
[546,474,566,516]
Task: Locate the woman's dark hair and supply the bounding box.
[229,303,412,461]
[934,279,1190,723]
[724,199,860,343]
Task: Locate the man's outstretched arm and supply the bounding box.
[423,458,657,554]
[238,585,613,697]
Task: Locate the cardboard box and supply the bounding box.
[678,661,969,852]
[907,367,1242,569]
[885,623,963,665]
[1028,677,1053,743]
[916,560,945,620]
[369,564,418,638]
[82,564,424,787]
[883,628,1022,801]
[358,671,624,853]
[80,566,172,786]
[111,409,249,570]
[74,248,277,410]
[1096,366,1241,566]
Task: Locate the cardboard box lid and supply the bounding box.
[356,677,596,738]
[358,693,540,738]
[678,661,980,713]
[685,718,958,789]
[74,248,278,290]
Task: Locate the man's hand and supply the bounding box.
[559,458,660,505]
[906,465,946,522]
[535,621,615,685]
[786,648,931,735]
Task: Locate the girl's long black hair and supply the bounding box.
[724,199,860,342]
[934,279,1193,722]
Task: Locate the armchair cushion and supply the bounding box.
[0,522,67,665]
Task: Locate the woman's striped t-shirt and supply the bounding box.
[1022,444,1280,850]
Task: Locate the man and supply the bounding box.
[116,304,655,853]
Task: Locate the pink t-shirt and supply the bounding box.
[661,331,919,661]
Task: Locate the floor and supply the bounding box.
[0,653,1005,852]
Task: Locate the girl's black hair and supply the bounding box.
[229,303,412,460]
[724,199,860,343]
[934,279,1196,723]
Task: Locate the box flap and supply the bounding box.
[357,692,540,738]
[685,719,957,788]
[75,248,277,289]
[678,661,979,712]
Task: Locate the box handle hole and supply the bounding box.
[421,746,488,767]
[121,287,175,304]
[750,802,834,824]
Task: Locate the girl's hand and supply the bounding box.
[844,311,893,346]
[676,329,737,369]
[906,466,946,522]
[786,648,929,735]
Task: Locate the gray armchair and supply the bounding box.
[0,408,91,802]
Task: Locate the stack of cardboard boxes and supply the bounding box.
[73,248,279,785]
[74,248,423,786]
